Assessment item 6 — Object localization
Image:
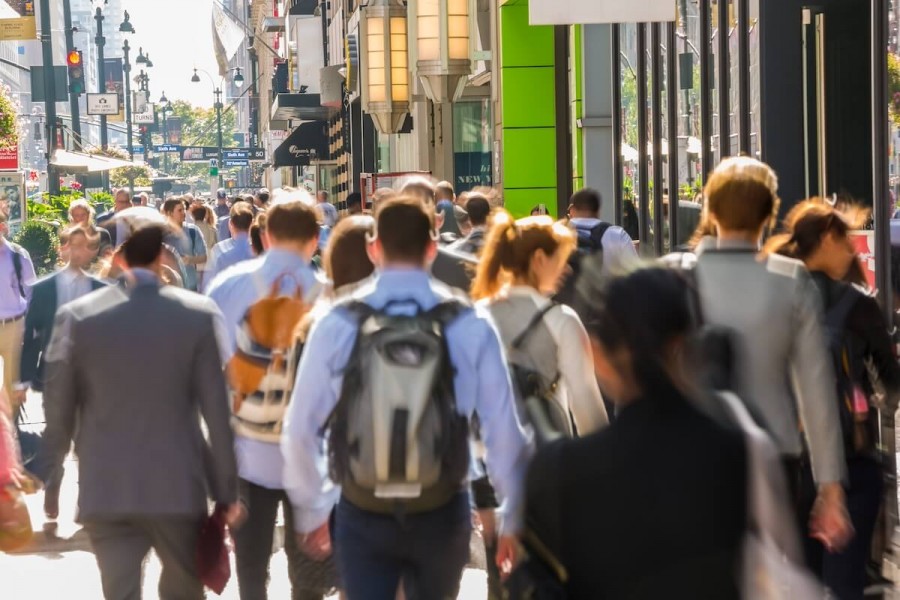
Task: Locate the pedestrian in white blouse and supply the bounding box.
[471,211,609,436]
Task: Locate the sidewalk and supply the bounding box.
[3,391,489,598]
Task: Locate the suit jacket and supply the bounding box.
[694,243,845,484]
[525,392,747,599]
[20,271,106,391]
[41,274,238,520]
[431,246,477,293]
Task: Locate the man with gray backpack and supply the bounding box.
[282,195,531,599]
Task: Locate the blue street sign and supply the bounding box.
[154,144,181,153]
[223,149,248,160]
[223,159,249,167]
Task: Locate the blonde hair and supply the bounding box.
[471,211,575,300]
[705,156,780,233]
[68,199,96,222]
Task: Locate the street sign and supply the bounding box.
[87,93,119,115]
[209,159,219,177]
[133,110,155,124]
[223,159,249,167]
[181,146,220,162]
[154,144,181,153]
[223,149,248,160]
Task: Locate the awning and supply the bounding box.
[271,93,338,123]
[51,150,143,173]
[273,121,328,168]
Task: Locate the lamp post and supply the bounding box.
[411,0,472,103]
[94,5,107,149]
[159,91,171,173]
[123,39,134,162]
[191,68,244,186]
[359,0,410,134]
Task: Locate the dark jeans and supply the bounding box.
[809,458,883,600]
[233,479,333,600]
[334,492,472,600]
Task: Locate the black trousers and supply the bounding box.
[85,516,205,600]
[232,479,336,600]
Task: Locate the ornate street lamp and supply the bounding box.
[233,67,245,88]
[360,0,410,134]
[119,10,135,33]
[411,0,471,103]
[136,46,148,64]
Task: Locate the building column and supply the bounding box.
[579,24,616,223]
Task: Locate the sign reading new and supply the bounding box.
[529,0,675,25]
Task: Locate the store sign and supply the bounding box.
[529,0,675,25]
[0,148,18,171]
[181,146,220,162]
[0,171,25,225]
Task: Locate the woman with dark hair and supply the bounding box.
[522,267,748,598]
[765,200,900,599]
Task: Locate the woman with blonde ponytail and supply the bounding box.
[472,211,608,436]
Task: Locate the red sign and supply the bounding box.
[0,148,18,171]
[849,231,876,289]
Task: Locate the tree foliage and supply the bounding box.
[165,100,239,185]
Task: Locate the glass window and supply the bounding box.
[453,99,493,192]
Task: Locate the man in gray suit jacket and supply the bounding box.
[41,224,242,600]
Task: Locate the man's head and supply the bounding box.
[216,188,228,205]
[265,197,320,257]
[162,197,186,226]
[228,201,254,235]
[568,188,602,219]
[255,188,271,208]
[347,192,363,215]
[114,189,132,212]
[122,224,166,271]
[369,196,436,269]
[316,190,329,204]
[465,194,491,228]
[435,181,455,203]
[68,199,95,225]
[401,178,436,205]
[60,226,99,270]
[705,156,780,236]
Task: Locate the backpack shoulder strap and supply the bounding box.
[511,302,560,350]
[424,298,470,326]
[9,244,24,298]
[589,222,613,248]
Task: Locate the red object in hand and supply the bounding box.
[196,504,231,595]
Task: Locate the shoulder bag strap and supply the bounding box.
[511,302,560,351]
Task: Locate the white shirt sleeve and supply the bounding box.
[546,306,608,435]
[601,227,639,275]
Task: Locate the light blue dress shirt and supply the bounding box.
[206,248,324,489]
[281,269,532,535]
[0,239,36,318]
[206,233,254,289]
[166,224,207,292]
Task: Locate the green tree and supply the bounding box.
[0,86,16,150]
[14,221,59,275]
[165,100,239,185]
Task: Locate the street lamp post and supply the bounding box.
[94,6,107,150]
[191,68,244,187]
[123,39,134,164]
[159,91,171,173]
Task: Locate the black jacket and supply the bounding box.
[20,272,106,390]
[811,272,900,408]
[525,390,747,599]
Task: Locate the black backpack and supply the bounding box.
[325,299,471,514]
[822,285,875,456]
[555,222,611,307]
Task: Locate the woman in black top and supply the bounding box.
[523,267,748,599]
[767,200,900,600]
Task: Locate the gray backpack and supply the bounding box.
[326,298,471,514]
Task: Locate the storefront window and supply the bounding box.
[453,99,493,192]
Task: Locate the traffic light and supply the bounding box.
[66,49,85,96]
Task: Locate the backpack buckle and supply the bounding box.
[374,483,422,499]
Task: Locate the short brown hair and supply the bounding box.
[325,216,376,290]
[401,178,436,205]
[59,225,99,249]
[376,196,435,263]
[229,201,254,232]
[706,157,780,233]
[266,200,319,243]
[162,198,183,215]
[122,224,165,268]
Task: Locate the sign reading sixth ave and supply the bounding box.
[529,0,675,25]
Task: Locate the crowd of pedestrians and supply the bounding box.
[0,161,898,600]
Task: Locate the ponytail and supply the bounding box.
[471,212,517,300]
